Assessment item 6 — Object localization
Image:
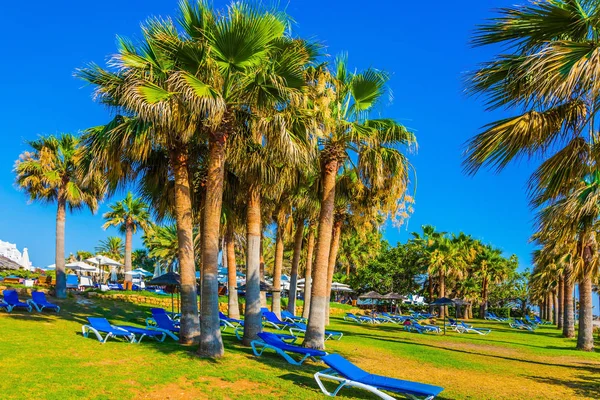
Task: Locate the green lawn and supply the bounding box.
[0,296,598,400]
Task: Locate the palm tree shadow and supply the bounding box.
[349,332,600,374]
[528,374,600,398]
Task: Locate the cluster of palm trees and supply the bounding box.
[14,1,415,357]
[410,226,518,319]
[464,0,600,351]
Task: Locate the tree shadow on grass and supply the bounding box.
[349,332,600,375]
[528,374,600,399]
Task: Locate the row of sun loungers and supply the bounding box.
[78,306,446,399]
[0,290,59,313]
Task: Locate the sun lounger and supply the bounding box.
[113,325,167,343]
[27,291,60,313]
[314,354,444,400]
[250,332,326,365]
[281,310,307,323]
[289,322,343,341]
[262,311,296,330]
[145,308,180,327]
[406,322,441,334]
[509,319,535,332]
[82,317,136,343]
[146,309,180,340]
[344,312,376,324]
[0,300,11,312]
[66,274,79,290]
[2,290,32,312]
[455,321,491,335]
[534,315,551,325]
[219,311,244,331]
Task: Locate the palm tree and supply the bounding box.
[143,224,181,272]
[465,0,600,351]
[102,192,150,286]
[303,59,415,349]
[96,236,125,262]
[77,8,225,345]
[475,245,509,318]
[14,134,104,298]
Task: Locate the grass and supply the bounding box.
[0,296,598,400]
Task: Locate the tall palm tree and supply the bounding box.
[77,7,226,345]
[475,245,509,318]
[102,192,151,285]
[303,59,415,349]
[465,0,600,351]
[14,134,104,298]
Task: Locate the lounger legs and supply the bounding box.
[314,370,434,400]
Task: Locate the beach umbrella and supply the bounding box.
[129,268,153,277]
[451,298,469,318]
[148,272,181,314]
[66,261,96,272]
[382,292,405,313]
[359,291,383,313]
[86,255,123,282]
[430,297,455,335]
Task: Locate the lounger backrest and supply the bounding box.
[219,311,227,319]
[263,311,283,324]
[32,291,47,304]
[258,332,325,356]
[448,318,456,325]
[3,290,19,305]
[87,317,113,331]
[281,310,293,318]
[322,354,369,381]
[260,307,270,315]
[153,311,176,329]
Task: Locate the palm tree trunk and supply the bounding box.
[302,224,315,319]
[55,197,67,299]
[124,223,133,285]
[243,186,262,345]
[170,149,200,346]
[197,138,226,358]
[287,217,304,315]
[304,158,339,350]
[479,278,488,319]
[428,276,434,314]
[325,219,343,325]
[271,211,285,318]
[226,221,240,319]
[576,268,594,351]
[557,275,564,330]
[439,269,445,318]
[553,290,558,326]
[563,263,575,338]
[259,233,266,307]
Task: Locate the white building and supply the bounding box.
[0,240,34,270]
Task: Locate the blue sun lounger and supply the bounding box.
[344,313,375,324]
[219,311,244,331]
[113,325,167,343]
[2,290,32,312]
[406,322,441,334]
[251,332,326,365]
[146,309,180,340]
[281,310,307,323]
[455,321,491,335]
[314,354,444,400]
[82,317,136,343]
[509,319,535,332]
[28,291,60,313]
[145,308,180,327]
[262,311,296,330]
[534,315,551,325]
[289,322,343,341]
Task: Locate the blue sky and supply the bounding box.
[1,1,539,273]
